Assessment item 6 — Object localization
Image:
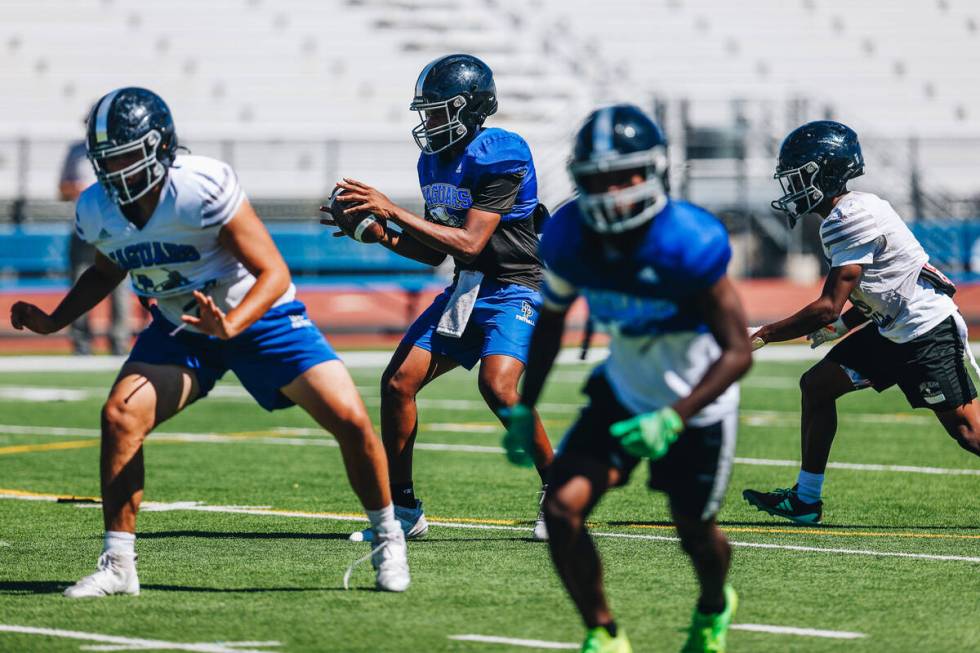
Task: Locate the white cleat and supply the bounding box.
[532,510,549,541]
[532,484,549,541]
[349,500,429,542]
[372,530,411,592]
[63,552,139,598]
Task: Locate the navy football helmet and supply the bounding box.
[86,87,177,205]
[771,120,864,226]
[568,103,669,234]
[411,54,498,154]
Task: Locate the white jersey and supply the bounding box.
[75,155,295,332]
[820,191,955,343]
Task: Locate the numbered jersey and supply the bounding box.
[820,191,955,343]
[74,154,295,332]
[540,199,737,426]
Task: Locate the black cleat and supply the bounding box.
[742,485,823,524]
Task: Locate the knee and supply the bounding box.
[543,492,583,531]
[800,368,829,405]
[101,397,147,443]
[380,368,418,405]
[952,424,980,455]
[478,374,519,410]
[677,522,727,557]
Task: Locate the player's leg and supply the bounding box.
[346,342,456,543]
[380,341,459,487]
[65,361,199,598]
[545,371,634,652]
[744,326,889,523]
[478,354,553,475]
[544,457,629,651]
[282,359,393,511]
[798,358,859,474]
[935,399,980,456]
[659,416,738,653]
[282,359,411,591]
[479,354,554,540]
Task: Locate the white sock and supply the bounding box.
[795,470,824,504]
[103,531,136,556]
[366,504,399,538]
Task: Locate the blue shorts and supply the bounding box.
[402,279,540,370]
[128,300,338,411]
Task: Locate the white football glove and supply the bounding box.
[748,326,766,351]
[806,317,848,349]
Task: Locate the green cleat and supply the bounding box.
[581,626,632,653]
[681,585,738,653]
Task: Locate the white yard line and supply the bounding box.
[448,624,866,649]
[0,625,280,653]
[3,423,980,477]
[2,491,978,565]
[449,634,577,649]
[731,624,866,639]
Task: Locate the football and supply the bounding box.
[326,187,387,243]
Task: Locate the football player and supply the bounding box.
[9,88,410,596]
[502,104,753,653]
[744,121,980,524]
[322,54,554,542]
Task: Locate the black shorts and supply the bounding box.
[826,315,977,411]
[553,371,737,521]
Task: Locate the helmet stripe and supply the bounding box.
[94,88,123,144]
[592,106,614,154]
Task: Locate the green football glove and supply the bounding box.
[609,407,684,460]
[499,404,535,468]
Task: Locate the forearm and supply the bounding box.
[390,207,483,262]
[223,268,291,336]
[50,265,123,329]
[759,300,840,344]
[519,310,566,408]
[380,229,447,266]
[672,347,752,422]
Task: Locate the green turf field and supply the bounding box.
[1,355,979,652]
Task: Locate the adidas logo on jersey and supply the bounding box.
[289,314,314,330]
[98,228,112,240]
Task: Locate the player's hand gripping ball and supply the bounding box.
[319,186,387,243]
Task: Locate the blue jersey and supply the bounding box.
[540,199,739,424]
[417,127,542,289]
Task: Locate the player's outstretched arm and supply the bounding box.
[201,199,291,339]
[753,263,862,347]
[11,250,125,335]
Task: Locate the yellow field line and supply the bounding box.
[0,487,100,502]
[0,439,101,456]
[628,523,980,541]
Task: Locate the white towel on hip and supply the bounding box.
[436,270,484,338]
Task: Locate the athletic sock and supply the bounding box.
[795,470,824,504]
[599,621,618,638]
[366,504,400,538]
[103,531,136,556]
[391,482,416,509]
